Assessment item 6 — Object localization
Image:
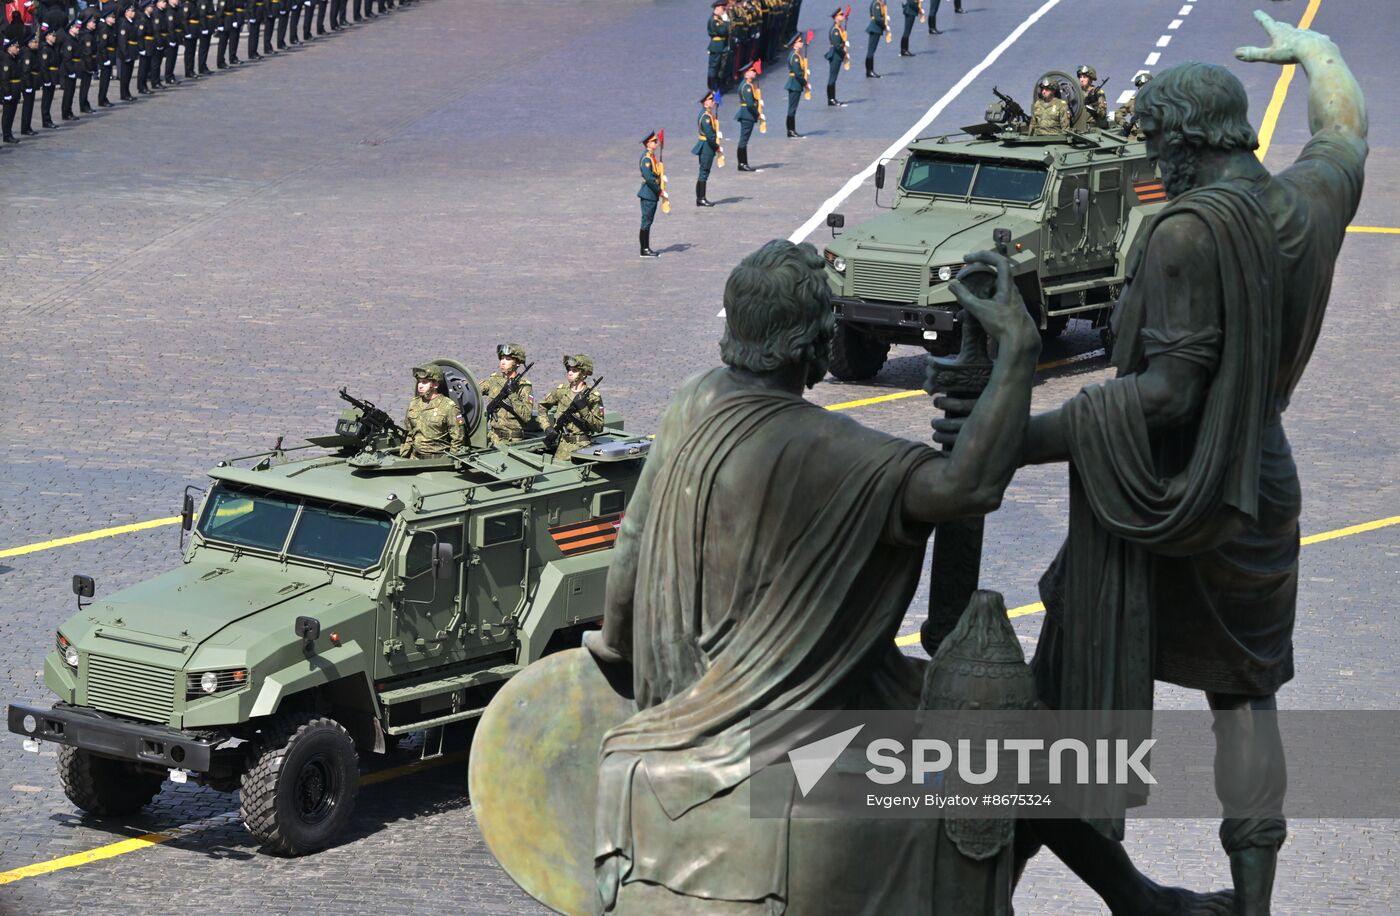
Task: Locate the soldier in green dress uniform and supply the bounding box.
[783,32,807,138]
[638,131,664,257]
[692,91,721,207]
[539,355,605,462]
[899,0,917,56]
[864,0,886,78]
[734,61,762,171]
[706,1,729,91]
[825,7,848,107]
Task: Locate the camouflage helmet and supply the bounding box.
[1075,64,1097,82]
[1037,78,1058,96]
[1133,71,1153,88]
[496,343,527,363]
[563,354,594,375]
[412,364,446,385]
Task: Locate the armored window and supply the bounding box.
[476,511,524,548]
[197,483,298,553]
[592,490,625,518]
[288,502,392,570]
[900,156,975,196]
[970,164,1048,203]
[1094,169,1121,192]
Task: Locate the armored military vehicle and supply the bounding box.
[8,359,650,855]
[822,72,1165,380]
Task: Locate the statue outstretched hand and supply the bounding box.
[947,250,1038,353]
[1235,9,1332,66]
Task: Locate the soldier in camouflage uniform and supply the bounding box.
[480,343,535,446]
[400,364,465,458]
[1076,64,1107,127]
[1028,77,1069,135]
[539,354,604,461]
[1114,71,1151,139]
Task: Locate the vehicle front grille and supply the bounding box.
[85,655,177,724]
[851,260,923,303]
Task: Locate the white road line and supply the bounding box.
[1168,19,1182,29]
[717,0,1066,317]
[1145,51,1160,65]
[1156,35,1171,47]
[1178,5,1192,14]
[1116,89,1135,104]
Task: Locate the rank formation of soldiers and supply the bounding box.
[635,0,1164,258]
[1,0,418,146]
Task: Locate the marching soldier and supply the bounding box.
[899,0,917,56]
[1028,77,1069,135]
[79,13,98,111]
[2,34,21,143]
[162,0,182,84]
[18,31,38,134]
[480,344,535,446]
[1076,64,1107,127]
[864,0,886,78]
[1114,71,1151,139]
[539,355,604,462]
[59,17,81,118]
[734,61,762,170]
[705,1,728,92]
[638,130,664,257]
[218,0,244,67]
[39,24,60,125]
[784,31,807,138]
[96,7,117,105]
[825,7,848,107]
[399,365,465,458]
[692,91,721,207]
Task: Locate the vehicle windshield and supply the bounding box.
[197,482,392,570]
[901,155,1047,202]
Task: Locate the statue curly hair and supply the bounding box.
[719,240,835,387]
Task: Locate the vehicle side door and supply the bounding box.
[379,520,466,677]
[465,508,527,654]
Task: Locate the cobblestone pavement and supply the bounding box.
[2,0,1397,912]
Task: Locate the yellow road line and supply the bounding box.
[1347,226,1400,235]
[0,750,472,886]
[0,517,181,560]
[1254,0,1324,164]
[894,513,1400,648]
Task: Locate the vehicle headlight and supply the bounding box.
[200,671,219,694]
[57,633,78,668]
[937,265,954,282]
[833,257,846,273]
[187,668,249,700]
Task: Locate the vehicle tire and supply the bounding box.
[241,714,359,856]
[57,745,164,816]
[1040,315,1069,341]
[828,322,890,381]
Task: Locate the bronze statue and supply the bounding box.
[950,12,1365,915]
[470,239,1043,913]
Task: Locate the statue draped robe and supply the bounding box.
[594,368,943,912]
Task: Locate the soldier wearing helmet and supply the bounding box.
[1114,71,1152,139]
[539,355,605,461]
[1077,64,1107,127]
[400,364,465,458]
[1029,77,1069,135]
[480,343,535,445]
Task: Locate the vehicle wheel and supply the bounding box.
[1040,315,1069,341]
[828,322,890,381]
[57,745,164,816]
[241,714,359,856]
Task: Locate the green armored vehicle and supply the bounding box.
[822,73,1166,380]
[8,359,649,855]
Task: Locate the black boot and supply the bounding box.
[737,147,757,172]
[900,37,912,56]
[639,229,658,258]
[827,85,845,107]
[786,114,802,139]
[865,58,880,78]
[928,13,940,33]
[696,180,714,207]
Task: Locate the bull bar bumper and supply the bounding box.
[8,702,218,772]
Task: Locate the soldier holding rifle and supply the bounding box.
[824,6,848,107]
[864,0,886,78]
[540,355,605,462]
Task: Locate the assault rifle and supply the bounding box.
[991,86,1029,127]
[485,362,536,427]
[543,377,604,454]
[337,387,406,442]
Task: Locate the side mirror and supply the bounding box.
[992,227,1012,257]
[72,574,95,610]
[874,164,886,189]
[295,616,321,652]
[826,212,845,229]
[181,493,195,531]
[1073,187,1090,222]
[432,542,455,580]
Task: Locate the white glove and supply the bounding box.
[2,95,12,102]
